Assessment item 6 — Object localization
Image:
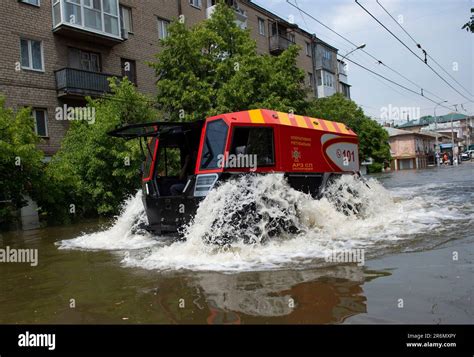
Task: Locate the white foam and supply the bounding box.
[57,191,157,251]
[59,174,472,272]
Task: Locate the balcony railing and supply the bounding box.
[269,34,295,54]
[55,68,121,98]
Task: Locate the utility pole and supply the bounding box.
[451,104,458,163]
[434,100,447,166]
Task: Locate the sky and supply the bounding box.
[253,0,473,124]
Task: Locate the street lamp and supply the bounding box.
[336,43,366,94]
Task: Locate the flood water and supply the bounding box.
[1,163,473,324]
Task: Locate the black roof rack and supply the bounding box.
[107,120,204,140]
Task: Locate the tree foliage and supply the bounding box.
[150,2,309,122]
[306,93,391,172]
[0,97,46,226]
[46,79,157,218]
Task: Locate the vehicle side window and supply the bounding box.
[157,146,181,177]
[230,127,275,166]
[200,119,228,170]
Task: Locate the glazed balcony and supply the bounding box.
[52,0,126,46]
[206,2,248,28]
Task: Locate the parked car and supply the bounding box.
[461,150,474,161]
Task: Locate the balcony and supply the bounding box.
[52,0,125,46]
[269,34,295,55]
[206,3,247,28]
[55,68,121,98]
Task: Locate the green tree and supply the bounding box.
[0,97,45,226]
[150,2,309,122]
[47,79,157,218]
[306,93,391,172]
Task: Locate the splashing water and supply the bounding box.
[58,191,156,251]
[59,174,471,272]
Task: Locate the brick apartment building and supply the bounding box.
[0,0,350,156]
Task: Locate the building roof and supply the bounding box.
[384,127,434,138]
[208,109,357,136]
[245,0,316,40]
[397,113,468,128]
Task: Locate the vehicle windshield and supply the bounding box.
[200,119,228,170]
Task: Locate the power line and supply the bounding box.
[344,57,453,111]
[294,0,310,32]
[285,0,452,105]
[355,0,473,103]
[376,0,474,99]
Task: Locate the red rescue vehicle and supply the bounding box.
[108,109,360,235]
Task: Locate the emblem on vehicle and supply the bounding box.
[292,147,301,162]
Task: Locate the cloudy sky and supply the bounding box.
[253,0,473,123]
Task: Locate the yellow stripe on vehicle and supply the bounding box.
[249,109,265,124]
[294,115,308,128]
[278,112,291,126]
[325,120,336,133]
[338,123,350,134]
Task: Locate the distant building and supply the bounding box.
[384,127,437,170]
[396,113,473,151]
[313,39,336,98]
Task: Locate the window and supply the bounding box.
[200,119,228,170]
[157,18,170,39]
[55,0,120,37]
[258,17,265,36]
[103,0,120,35]
[120,5,133,33]
[33,109,48,137]
[308,72,313,87]
[83,0,102,30]
[20,0,40,6]
[52,0,61,26]
[121,58,137,85]
[305,41,311,56]
[157,146,182,177]
[317,70,322,86]
[270,22,277,36]
[20,39,43,71]
[64,0,83,27]
[189,0,201,8]
[230,127,275,166]
[323,48,332,61]
[323,72,334,87]
[68,48,100,72]
[288,32,295,43]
